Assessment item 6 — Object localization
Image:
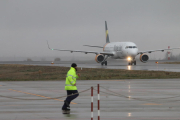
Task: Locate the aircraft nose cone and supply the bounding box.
[128,49,138,56]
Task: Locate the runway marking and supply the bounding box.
[141,103,162,105]
[8,89,77,104]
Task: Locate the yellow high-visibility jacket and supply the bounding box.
[65,67,79,90]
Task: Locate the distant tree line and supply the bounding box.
[25,57,61,61]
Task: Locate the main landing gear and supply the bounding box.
[128,59,136,65]
[101,61,107,66]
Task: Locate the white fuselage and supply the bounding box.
[104,42,138,59]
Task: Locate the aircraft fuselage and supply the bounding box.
[103,42,138,59]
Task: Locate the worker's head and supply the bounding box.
[71,63,77,71]
[71,63,77,68]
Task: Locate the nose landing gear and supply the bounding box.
[101,61,107,66]
[128,59,136,65]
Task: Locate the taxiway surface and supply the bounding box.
[0,79,180,120]
[1,60,180,72]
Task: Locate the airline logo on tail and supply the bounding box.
[105,21,110,43]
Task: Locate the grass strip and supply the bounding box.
[0,64,180,81]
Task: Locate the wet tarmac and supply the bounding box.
[0,79,180,120]
[1,60,180,72]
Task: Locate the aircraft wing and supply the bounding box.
[47,41,114,56]
[138,47,180,54]
[83,45,103,48]
[100,52,114,55]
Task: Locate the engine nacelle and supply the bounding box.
[140,54,149,63]
[95,54,105,63]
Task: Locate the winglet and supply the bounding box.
[47,41,54,50]
[105,21,110,43]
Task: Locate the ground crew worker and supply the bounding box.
[62,63,80,111]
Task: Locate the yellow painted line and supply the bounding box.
[141,103,162,105]
[54,99,60,100]
[43,96,51,99]
[9,89,77,104]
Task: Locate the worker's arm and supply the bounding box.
[76,74,79,79]
[74,74,80,86]
[67,76,76,86]
[76,73,81,78]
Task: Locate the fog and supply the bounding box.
[0,0,180,61]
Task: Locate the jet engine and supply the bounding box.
[95,54,105,63]
[140,54,149,63]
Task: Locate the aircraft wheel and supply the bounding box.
[105,61,107,66]
[134,61,136,65]
[101,62,104,66]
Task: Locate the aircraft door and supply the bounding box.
[116,45,122,58]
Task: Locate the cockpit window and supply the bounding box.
[126,46,137,49]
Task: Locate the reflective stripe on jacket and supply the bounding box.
[65,67,79,90]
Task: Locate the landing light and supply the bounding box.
[127,57,132,61]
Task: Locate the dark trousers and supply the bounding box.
[62,90,79,109]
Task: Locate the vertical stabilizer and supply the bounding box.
[105,21,110,43]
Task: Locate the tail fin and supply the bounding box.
[105,21,110,43]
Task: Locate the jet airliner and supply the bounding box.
[47,21,180,65]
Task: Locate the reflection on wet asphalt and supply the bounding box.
[0,79,180,120]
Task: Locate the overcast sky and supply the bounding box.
[0,0,180,60]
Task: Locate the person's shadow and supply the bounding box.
[64,112,78,118]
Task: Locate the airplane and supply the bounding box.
[47,21,180,66]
